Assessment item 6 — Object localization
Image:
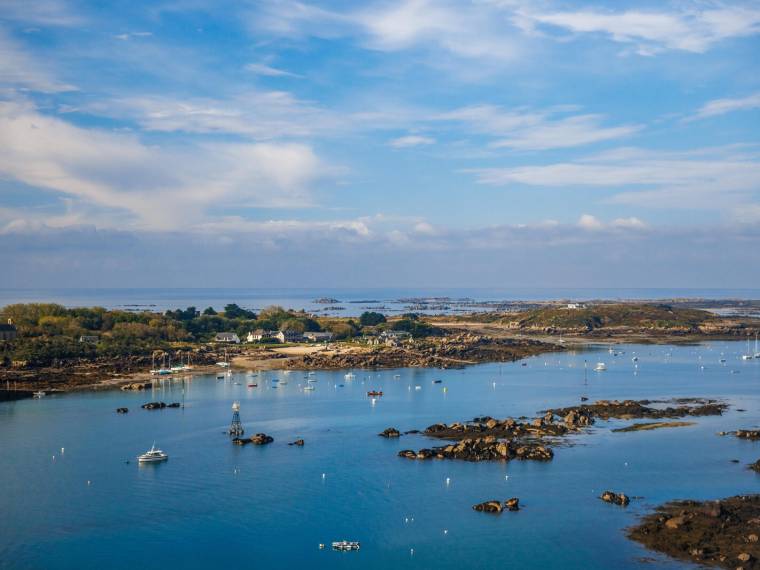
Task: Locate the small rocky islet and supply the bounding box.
[473,498,520,513]
[628,495,760,570]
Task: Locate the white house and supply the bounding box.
[274,330,303,343]
[566,303,586,310]
[214,332,240,343]
[246,329,274,343]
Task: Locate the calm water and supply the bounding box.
[2,341,760,570]
[1,287,759,316]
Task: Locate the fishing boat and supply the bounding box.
[332,541,360,551]
[594,362,607,371]
[367,390,383,397]
[138,443,168,463]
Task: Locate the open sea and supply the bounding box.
[1,287,759,317]
[1,341,760,569]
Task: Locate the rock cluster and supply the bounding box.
[472,498,520,513]
[600,490,630,506]
[548,398,727,421]
[141,401,179,409]
[398,437,553,462]
[628,494,760,569]
[288,439,305,446]
[116,407,128,413]
[379,427,401,438]
[750,460,760,473]
[423,410,587,441]
[737,430,760,440]
[233,433,274,446]
[121,382,152,391]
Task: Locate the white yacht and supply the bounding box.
[332,541,360,551]
[594,362,607,371]
[138,443,168,463]
[32,391,46,398]
[344,372,355,380]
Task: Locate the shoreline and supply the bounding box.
[1,330,754,396]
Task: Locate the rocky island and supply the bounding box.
[628,495,760,569]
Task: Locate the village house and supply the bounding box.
[274,330,303,343]
[246,329,274,343]
[303,331,333,343]
[0,319,17,341]
[214,332,240,344]
[566,303,587,310]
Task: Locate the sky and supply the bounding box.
[1,0,759,288]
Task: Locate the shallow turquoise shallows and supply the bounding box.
[2,341,759,570]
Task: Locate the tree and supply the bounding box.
[223,303,256,319]
[202,307,217,315]
[359,311,386,326]
[279,319,306,333]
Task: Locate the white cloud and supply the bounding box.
[83,91,342,139]
[470,146,760,212]
[435,105,640,150]
[693,91,760,120]
[521,4,760,54]
[251,0,522,62]
[114,32,153,41]
[245,62,301,78]
[0,0,83,27]
[389,134,435,148]
[0,28,76,92]
[0,99,330,230]
[578,213,603,230]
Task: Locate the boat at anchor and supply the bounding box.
[138,443,168,463]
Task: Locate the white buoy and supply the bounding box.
[443,529,448,535]
[87,480,91,485]
[410,548,414,556]
[322,473,326,480]
[61,447,64,454]
[445,477,450,486]
[505,475,509,481]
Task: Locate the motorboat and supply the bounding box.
[32,391,46,398]
[367,390,383,397]
[138,443,168,463]
[594,362,607,371]
[344,372,355,380]
[332,541,360,551]
[304,385,315,391]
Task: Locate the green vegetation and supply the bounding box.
[0,303,325,366]
[359,311,386,326]
[509,304,713,331]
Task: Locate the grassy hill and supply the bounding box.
[508,304,714,332]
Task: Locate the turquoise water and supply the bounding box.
[2,341,759,569]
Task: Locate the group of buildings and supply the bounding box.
[213,329,412,346]
[213,330,335,344]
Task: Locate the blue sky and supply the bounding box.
[1,0,759,288]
